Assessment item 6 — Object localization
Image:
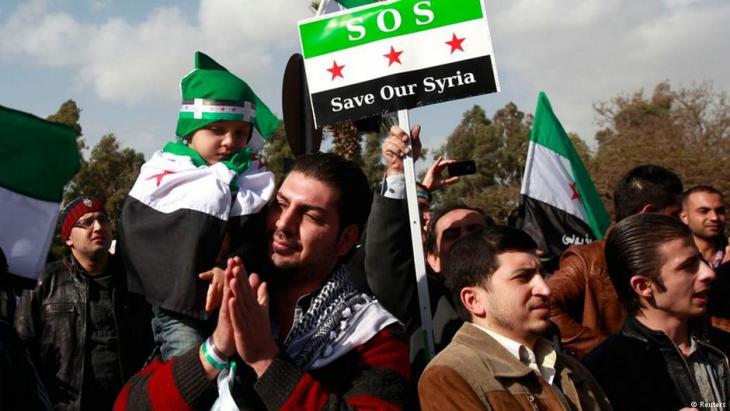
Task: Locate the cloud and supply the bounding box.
[0,0,310,105]
[1,0,728,148]
[488,0,730,142]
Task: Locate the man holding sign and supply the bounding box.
[300,0,501,364]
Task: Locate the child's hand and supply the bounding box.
[199,267,226,312]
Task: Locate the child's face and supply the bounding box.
[188,120,252,164]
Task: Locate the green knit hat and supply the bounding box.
[176,51,279,152]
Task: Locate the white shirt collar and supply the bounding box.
[473,323,557,385]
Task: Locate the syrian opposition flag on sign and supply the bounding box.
[0,105,80,281]
[518,92,610,261]
[299,0,500,126]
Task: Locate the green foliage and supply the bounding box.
[590,81,730,218]
[260,123,294,186]
[64,134,145,233]
[329,121,363,164]
[434,103,534,223]
[46,99,85,153]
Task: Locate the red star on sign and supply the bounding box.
[570,182,581,200]
[327,60,345,80]
[383,46,403,66]
[147,170,175,187]
[446,33,466,54]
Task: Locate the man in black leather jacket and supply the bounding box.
[584,214,730,411]
[14,197,153,411]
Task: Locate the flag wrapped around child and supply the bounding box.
[118,52,279,319]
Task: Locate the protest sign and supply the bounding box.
[298,0,500,126]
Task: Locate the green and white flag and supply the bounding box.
[0,105,80,280]
[518,92,610,261]
[299,0,500,126]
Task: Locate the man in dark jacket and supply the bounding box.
[584,213,729,411]
[548,165,684,358]
[362,125,492,379]
[14,196,153,411]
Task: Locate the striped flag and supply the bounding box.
[518,92,610,262]
[299,0,499,126]
[118,147,274,318]
[0,105,80,280]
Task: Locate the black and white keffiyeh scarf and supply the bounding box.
[283,265,398,369]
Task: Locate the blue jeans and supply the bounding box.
[151,307,210,361]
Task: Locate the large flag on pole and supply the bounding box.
[518,92,610,262]
[0,105,80,280]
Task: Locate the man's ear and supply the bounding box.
[460,286,486,318]
[336,224,359,258]
[64,238,73,248]
[426,252,441,274]
[630,275,653,299]
[679,210,689,225]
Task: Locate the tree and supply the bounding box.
[64,134,145,232]
[329,121,363,164]
[590,81,730,217]
[434,103,533,223]
[47,99,85,152]
[259,123,294,186]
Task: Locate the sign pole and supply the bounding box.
[397,109,435,360]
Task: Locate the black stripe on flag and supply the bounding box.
[517,196,597,264]
[118,197,226,319]
[311,55,497,126]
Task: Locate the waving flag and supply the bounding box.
[0,105,80,280]
[518,92,610,262]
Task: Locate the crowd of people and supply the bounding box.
[1,51,729,411]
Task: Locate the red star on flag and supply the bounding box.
[383,46,403,66]
[147,170,175,187]
[446,33,466,54]
[327,60,345,80]
[251,153,266,169]
[570,182,581,200]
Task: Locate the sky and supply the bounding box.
[1,0,729,162]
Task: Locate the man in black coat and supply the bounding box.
[14,197,153,411]
[584,214,730,411]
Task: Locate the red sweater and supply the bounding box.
[114,324,410,410]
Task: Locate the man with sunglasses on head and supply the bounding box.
[15,196,152,411]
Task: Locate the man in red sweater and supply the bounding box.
[115,153,410,410]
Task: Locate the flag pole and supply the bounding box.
[397,109,435,360]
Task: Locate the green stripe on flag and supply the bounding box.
[530,92,611,239]
[299,0,484,58]
[0,105,80,202]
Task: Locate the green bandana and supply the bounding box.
[163,141,252,183]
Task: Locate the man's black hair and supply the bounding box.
[682,185,724,207]
[613,164,683,222]
[288,152,372,239]
[605,213,694,315]
[443,225,537,321]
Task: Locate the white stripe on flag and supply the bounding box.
[0,186,59,280]
[521,142,589,223]
[128,151,275,219]
[129,152,235,220]
[303,19,495,94]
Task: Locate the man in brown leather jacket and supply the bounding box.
[548,165,683,358]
